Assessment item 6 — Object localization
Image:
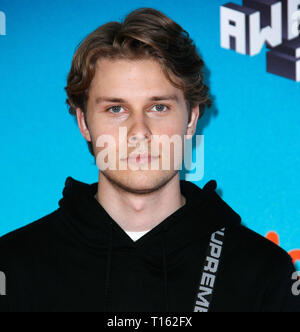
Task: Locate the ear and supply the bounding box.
[76,108,92,142]
[186,105,200,140]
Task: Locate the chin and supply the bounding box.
[101,169,178,195]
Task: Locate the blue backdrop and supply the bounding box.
[0,0,299,269]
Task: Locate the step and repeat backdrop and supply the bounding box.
[0,0,299,269]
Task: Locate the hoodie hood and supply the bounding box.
[58,177,241,312]
[59,177,241,249]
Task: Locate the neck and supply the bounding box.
[95,172,186,232]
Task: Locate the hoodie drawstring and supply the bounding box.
[104,220,113,312]
[162,224,169,312]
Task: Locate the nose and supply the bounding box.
[127,114,151,146]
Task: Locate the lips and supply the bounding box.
[127,153,159,164]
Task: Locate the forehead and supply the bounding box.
[89,58,184,100]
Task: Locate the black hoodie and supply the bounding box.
[0,177,299,312]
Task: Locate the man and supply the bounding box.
[0,7,299,312]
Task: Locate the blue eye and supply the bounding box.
[152,104,168,112]
[107,104,168,114]
[108,105,125,114]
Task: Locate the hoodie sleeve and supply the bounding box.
[261,250,300,312]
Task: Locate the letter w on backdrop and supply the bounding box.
[220,0,300,82]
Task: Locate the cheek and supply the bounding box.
[87,115,118,141]
[163,110,188,135]
[88,124,118,154]
[157,121,186,137]
[153,123,186,161]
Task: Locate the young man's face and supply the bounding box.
[77,58,199,194]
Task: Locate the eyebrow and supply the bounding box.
[95,94,179,105]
